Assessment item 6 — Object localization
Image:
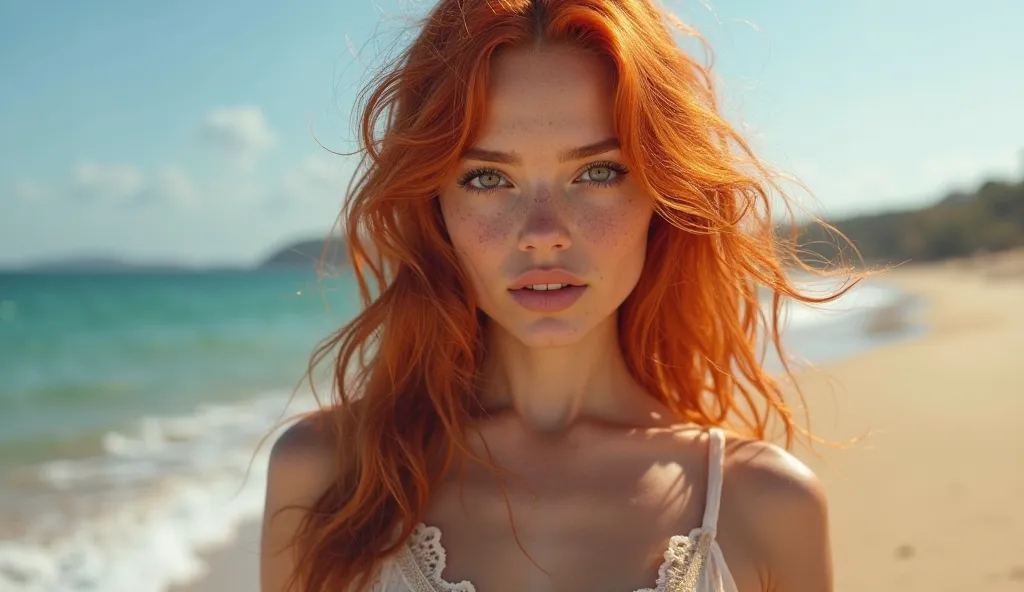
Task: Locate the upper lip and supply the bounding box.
[508,269,586,290]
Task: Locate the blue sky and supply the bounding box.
[2,0,1022,267]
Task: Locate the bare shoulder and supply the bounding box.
[261,408,348,592]
[720,433,833,591]
[266,409,342,502]
[722,435,827,518]
[658,425,826,516]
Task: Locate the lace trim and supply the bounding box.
[396,523,714,592]
[395,523,476,592]
[655,529,715,592]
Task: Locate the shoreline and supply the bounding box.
[177,257,1024,591]
[170,522,262,592]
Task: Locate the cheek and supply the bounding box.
[441,198,513,266]
[576,193,652,255]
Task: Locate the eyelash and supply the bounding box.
[455,161,630,194]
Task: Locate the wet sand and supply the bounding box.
[171,522,260,592]
[180,255,1024,591]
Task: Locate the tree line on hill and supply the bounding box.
[793,177,1024,267]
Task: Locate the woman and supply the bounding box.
[262,0,852,590]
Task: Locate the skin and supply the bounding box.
[261,45,833,592]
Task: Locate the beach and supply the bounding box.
[800,257,1024,591]
[174,255,1024,591]
[2,258,1022,591]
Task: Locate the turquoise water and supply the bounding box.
[0,270,366,592]
[0,270,358,467]
[0,269,915,592]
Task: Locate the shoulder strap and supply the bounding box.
[701,427,726,533]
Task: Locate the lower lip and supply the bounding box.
[508,285,587,312]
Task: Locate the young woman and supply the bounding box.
[261,0,850,590]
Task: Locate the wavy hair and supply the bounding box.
[290,0,856,589]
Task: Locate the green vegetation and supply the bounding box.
[796,177,1024,267]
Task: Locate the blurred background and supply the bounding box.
[1,0,1022,591]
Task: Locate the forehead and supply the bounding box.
[477,45,617,147]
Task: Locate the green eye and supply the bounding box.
[476,173,503,189]
[457,168,511,193]
[585,167,613,182]
[576,162,628,185]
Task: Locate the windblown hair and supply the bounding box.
[291,0,855,590]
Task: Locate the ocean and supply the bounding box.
[0,269,917,592]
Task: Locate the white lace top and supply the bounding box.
[368,428,739,592]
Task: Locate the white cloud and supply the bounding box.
[198,105,276,169]
[66,162,202,207]
[13,179,52,203]
[142,165,201,207]
[278,154,352,205]
[72,162,146,202]
[47,106,354,211]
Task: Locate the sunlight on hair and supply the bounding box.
[289,1,862,589]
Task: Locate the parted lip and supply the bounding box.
[508,269,586,290]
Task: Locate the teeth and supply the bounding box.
[526,283,569,291]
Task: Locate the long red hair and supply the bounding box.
[293,0,855,589]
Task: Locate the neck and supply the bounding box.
[478,315,659,433]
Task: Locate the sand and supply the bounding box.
[798,259,1024,591]
[180,257,1024,591]
[172,523,261,592]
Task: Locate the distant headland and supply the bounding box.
[8,238,349,274]
[257,236,348,270]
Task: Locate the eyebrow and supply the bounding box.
[460,137,621,165]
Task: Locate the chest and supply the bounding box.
[412,435,709,591]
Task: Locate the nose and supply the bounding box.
[517,190,572,253]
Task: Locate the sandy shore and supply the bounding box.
[171,522,261,592]
[799,259,1024,591]
[180,258,1024,591]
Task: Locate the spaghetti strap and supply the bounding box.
[383,426,742,592]
[701,427,726,533]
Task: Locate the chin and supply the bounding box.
[506,316,592,349]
